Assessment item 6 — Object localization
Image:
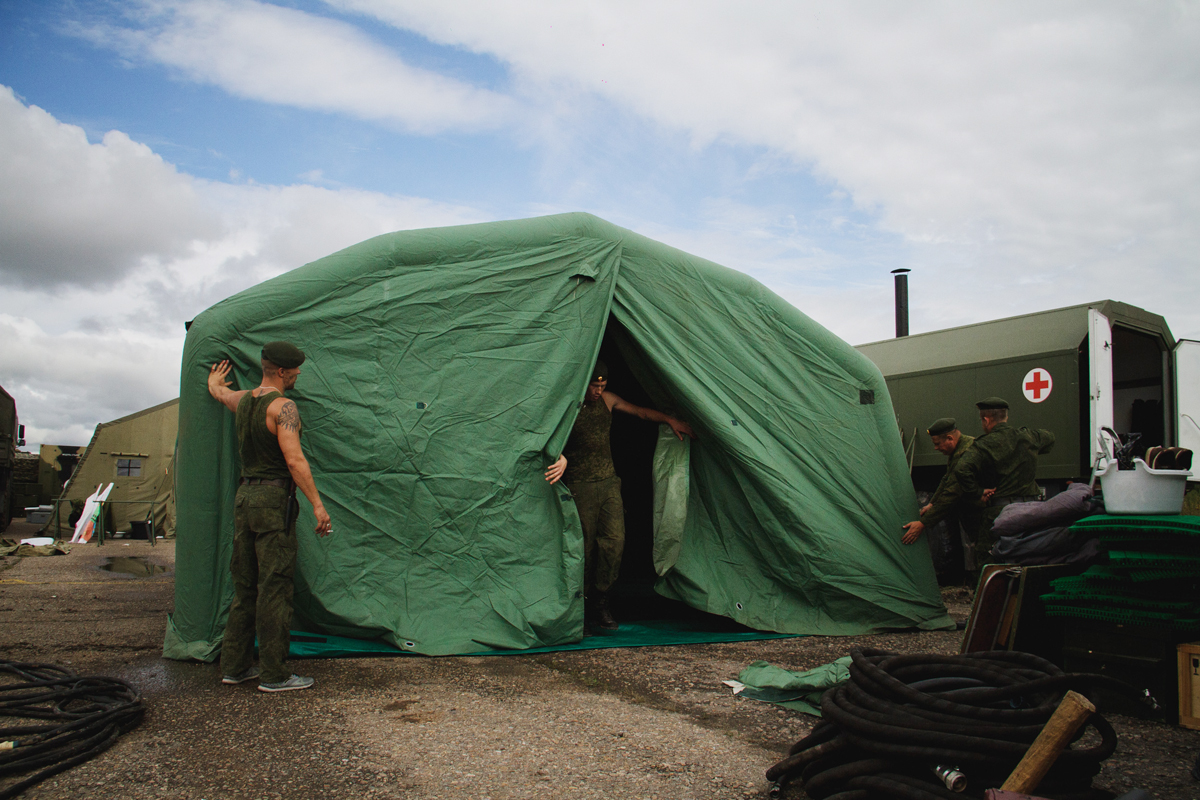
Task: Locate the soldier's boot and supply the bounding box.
[593,591,619,631]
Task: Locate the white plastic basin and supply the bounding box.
[1096,458,1192,515]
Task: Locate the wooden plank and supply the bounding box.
[1180,641,1200,730]
[1002,690,1096,793]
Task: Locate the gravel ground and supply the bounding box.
[1,519,1197,799]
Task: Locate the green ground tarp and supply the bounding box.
[286,620,797,658]
[165,212,951,660]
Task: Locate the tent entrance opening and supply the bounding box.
[594,320,740,627]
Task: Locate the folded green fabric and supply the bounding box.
[735,657,852,716]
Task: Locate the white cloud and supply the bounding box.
[65,2,1200,336]
[81,0,514,134]
[0,313,184,446]
[0,85,219,288]
[8,1,1200,440]
[0,88,489,446]
[330,0,1200,336]
[206,181,487,278]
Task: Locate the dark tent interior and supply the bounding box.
[597,318,749,630]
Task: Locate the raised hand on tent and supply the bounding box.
[901,520,925,545]
[666,418,695,441]
[207,360,249,413]
[545,454,567,485]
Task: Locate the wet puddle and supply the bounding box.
[100,556,168,577]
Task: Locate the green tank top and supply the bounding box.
[236,390,292,480]
[562,399,615,483]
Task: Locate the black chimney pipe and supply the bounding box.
[892,268,911,337]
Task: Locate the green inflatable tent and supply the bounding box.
[165,213,950,660]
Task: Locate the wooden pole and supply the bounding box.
[1001,690,1096,793]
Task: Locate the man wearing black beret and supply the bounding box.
[207,340,333,692]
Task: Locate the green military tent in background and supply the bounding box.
[53,398,178,539]
[165,213,950,660]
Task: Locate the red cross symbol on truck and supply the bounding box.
[1022,368,1052,403]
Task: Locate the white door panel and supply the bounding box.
[1088,309,1114,465]
[1175,339,1200,454]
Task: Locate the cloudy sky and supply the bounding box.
[2,1,1198,447]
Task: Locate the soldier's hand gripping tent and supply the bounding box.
[165,213,951,660]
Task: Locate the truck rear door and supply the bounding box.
[1088,308,1114,467]
[1175,338,1200,454]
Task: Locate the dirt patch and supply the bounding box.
[1,540,1196,799]
[99,556,169,576]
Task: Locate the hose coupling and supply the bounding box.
[933,764,967,792]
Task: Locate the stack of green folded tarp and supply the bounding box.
[1041,514,1200,630]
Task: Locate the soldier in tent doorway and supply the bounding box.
[562,361,695,631]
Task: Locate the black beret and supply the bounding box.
[262,341,306,369]
[591,360,609,382]
[927,418,957,436]
[976,396,1009,410]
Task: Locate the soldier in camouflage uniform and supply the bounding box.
[948,398,1055,570]
[957,398,1055,567]
[207,341,332,692]
[563,361,694,631]
[901,418,983,574]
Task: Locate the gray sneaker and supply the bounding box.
[221,666,261,685]
[258,674,315,693]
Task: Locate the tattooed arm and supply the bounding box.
[275,399,302,434]
[270,397,333,536]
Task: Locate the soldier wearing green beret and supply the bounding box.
[562,360,695,631]
[956,397,1055,568]
[207,341,332,693]
[900,420,982,574]
[917,398,1055,575]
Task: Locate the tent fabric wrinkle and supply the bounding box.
[165,212,950,661]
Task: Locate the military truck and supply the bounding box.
[10,446,84,518]
[856,300,1198,493]
[1,385,26,531]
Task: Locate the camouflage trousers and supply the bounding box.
[958,507,983,572]
[972,505,1004,571]
[569,476,625,593]
[220,483,298,685]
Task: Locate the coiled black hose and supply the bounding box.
[767,648,1146,800]
[0,660,144,799]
